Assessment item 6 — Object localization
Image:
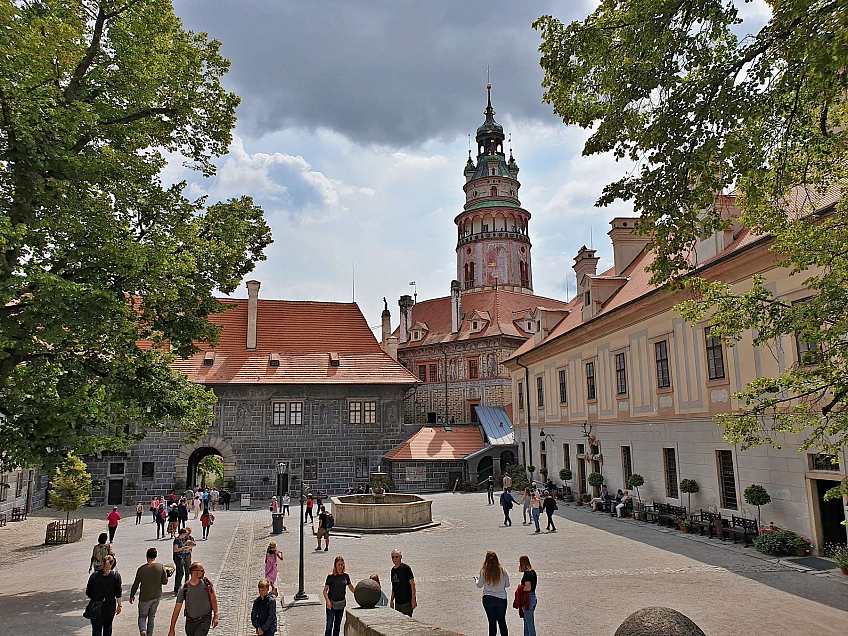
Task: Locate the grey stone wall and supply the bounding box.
[0,469,46,515]
[87,383,412,505]
[386,460,466,493]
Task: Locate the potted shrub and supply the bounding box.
[559,468,573,502]
[539,467,549,481]
[587,472,604,496]
[754,524,798,556]
[527,465,536,481]
[743,484,771,527]
[792,536,812,557]
[679,479,699,513]
[626,473,644,503]
[826,544,848,575]
[582,493,591,503]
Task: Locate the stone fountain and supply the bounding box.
[330,469,439,533]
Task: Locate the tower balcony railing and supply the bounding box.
[456,229,532,247]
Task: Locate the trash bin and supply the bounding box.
[271,513,286,534]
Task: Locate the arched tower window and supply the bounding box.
[490,186,497,197]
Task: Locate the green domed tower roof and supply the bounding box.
[475,84,506,160]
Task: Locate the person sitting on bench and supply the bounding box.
[590,485,610,511]
[616,491,631,518]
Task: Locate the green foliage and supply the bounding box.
[506,463,530,491]
[679,479,699,495]
[744,484,772,507]
[823,479,848,502]
[755,525,802,556]
[0,0,273,471]
[826,544,848,568]
[535,1,848,455]
[539,467,548,476]
[48,454,92,521]
[558,468,572,483]
[225,478,236,492]
[627,473,644,502]
[587,472,604,488]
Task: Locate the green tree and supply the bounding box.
[0,0,272,471]
[743,484,772,526]
[199,455,224,487]
[627,473,645,503]
[679,479,700,513]
[48,453,92,522]
[535,3,848,480]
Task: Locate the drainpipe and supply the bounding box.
[516,357,534,476]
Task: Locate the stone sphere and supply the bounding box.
[353,578,382,608]
[614,607,705,636]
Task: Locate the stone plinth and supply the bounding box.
[344,607,463,636]
[331,493,437,533]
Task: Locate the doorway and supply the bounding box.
[816,479,847,546]
[276,473,290,499]
[499,450,515,472]
[107,479,123,506]
[477,456,494,483]
[577,457,587,495]
[187,447,224,489]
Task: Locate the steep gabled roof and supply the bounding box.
[384,426,484,461]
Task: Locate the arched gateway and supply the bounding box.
[175,436,236,490]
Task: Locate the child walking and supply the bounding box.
[265,541,284,597]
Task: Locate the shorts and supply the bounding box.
[317,527,329,539]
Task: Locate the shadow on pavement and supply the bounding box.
[0,587,89,633]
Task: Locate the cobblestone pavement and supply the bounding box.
[1,493,847,635]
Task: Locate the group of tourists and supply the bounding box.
[475,551,539,636]
[589,484,632,517]
[494,476,559,533]
[143,488,223,541]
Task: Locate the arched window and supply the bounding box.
[490,186,497,197]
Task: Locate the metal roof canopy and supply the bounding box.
[474,406,514,446]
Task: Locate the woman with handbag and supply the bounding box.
[84,554,122,636]
[323,555,355,636]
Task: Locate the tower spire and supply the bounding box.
[486,65,492,109]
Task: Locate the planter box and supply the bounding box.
[45,519,84,544]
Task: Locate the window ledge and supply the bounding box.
[656,386,674,395]
[706,377,730,388]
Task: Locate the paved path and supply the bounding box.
[1,493,847,635]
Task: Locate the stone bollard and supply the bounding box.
[614,607,706,636]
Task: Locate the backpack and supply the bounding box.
[182,577,214,622]
[325,513,334,529]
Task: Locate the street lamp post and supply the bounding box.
[294,475,308,601]
[276,462,287,533]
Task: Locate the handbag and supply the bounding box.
[330,599,346,611]
[83,600,103,620]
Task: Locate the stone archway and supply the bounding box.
[174,435,236,490]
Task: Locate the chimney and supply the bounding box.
[398,294,414,343]
[608,217,650,275]
[384,335,399,360]
[246,280,260,350]
[381,297,391,346]
[573,246,599,295]
[450,280,462,333]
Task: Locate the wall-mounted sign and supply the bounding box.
[405,467,425,482]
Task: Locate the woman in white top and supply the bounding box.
[530,491,543,533]
[475,550,510,636]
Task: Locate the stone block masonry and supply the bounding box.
[385,460,466,493]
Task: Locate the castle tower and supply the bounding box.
[456,83,532,293]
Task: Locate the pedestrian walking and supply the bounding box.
[251,579,277,636]
[130,547,170,636]
[475,551,510,636]
[518,487,532,525]
[168,491,176,507]
[542,490,557,531]
[517,555,537,636]
[167,505,179,539]
[270,496,278,514]
[106,506,121,543]
[193,491,202,519]
[487,476,495,505]
[316,505,331,552]
[172,528,195,593]
[200,508,214,540]
[502,473,512,492]
[210,488,219,512]
[264,541,284,597]
[281,492,290,516]
[530,491,542,533]
[136,502,144,525]
[167,562,219,636]
[221,490,231,511]
[178,499,188,530]
[323,556,355,636]
[203,488,210,509]
[90,532,116,574]
[305,493,314,523]
[499,489,515,526]
[85,555,123,636]
[156,505,167,539]
[389,550,416,617]
[151,496,161,523]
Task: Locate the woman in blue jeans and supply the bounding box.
[323,556,355,636]
[518,555,538,636]
[475,550,510,636]
[530,492,542,533]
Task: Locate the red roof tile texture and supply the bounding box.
[384,426,484,460]
[171,299,418,385]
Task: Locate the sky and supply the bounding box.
[168,0,772,337]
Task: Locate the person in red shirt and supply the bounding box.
[107,506,121,543]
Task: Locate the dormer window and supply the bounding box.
[269,352,280,367]
[203,351,215,366]
[526,321,533,332]
[584,290,591,306]
[472,321,479,331]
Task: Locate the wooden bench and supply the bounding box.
[609,498,634,517]
[690,510,723,537]
[642,504,660,524]
[11,507,27,521]
[657,503,687,527]
[723,515,758,546]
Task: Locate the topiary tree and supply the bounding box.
[743,484,771,526]
[679,479,699,512]
[627,474,645,503]
[587,472,604,495]
[506,463,530,491]
[48,454,92,523]
[559,468,572,486]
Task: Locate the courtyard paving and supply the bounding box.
[0,492,846,635]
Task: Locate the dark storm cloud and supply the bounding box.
[173,1,583,146]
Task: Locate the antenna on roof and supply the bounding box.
[351,263,355,302]
[590,226,593,250]
[468,134,471,159]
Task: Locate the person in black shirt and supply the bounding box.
[316,505,330,552]
[85,555,122,636]
[499,489,516,526]
[486,476,495,505]
[251,578,277,636]
[542,490,557,532]
[518,555,538,636]
[389,550,416,616]
[323,556,354,636]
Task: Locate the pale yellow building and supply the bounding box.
[505,197,847,552]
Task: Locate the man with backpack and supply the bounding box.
[316,504,333,552]
[167,561,219,636]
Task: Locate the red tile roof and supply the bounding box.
[172,299,418,385]
[395,289,571,348]
[384,426,484,460]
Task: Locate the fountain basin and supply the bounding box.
[331,493,439,533]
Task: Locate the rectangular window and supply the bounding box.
[577,443,584,455]
[272,402,286,426]
[349,401,362,424]
[810,453,840,471]
[716,450,738,509]
[364,401,377,424]
[288,402,303,426]
[468,358,479,380]
[418,365,427,382]
[15,471,24,498]
[615,352,627,395]
[0,477,7,501]
[663,448,678,498]
[109,462,125,476]
[655,340,670,388]
[621,446,633,484]
[586,362,596,400]
[429,363,438,383]
[518,382,524,410]
[705,327,725,380]
[536,376,544,408]
[303,458,318,481]
[562,444,571,471]
[794,298,819,366]
[558,369,567,403]
[141,462,155,482]
[355,457,369,479]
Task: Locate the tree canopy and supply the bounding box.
[0,0,272,470]
[535,1,848,459]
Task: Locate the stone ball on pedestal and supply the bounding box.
[614,607,705,636]
[353,578,382,608]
